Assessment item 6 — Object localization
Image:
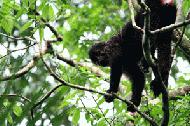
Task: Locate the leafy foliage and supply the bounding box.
[0,0,190,126]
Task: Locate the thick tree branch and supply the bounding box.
[169,86,190,100]
[127,0,143,31]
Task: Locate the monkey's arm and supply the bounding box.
[104,58,122,102]
[109,61,122,92]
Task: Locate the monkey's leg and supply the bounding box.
[125,64,145,112]
[158,32,172,87]
[104,58,122,102]
[151,32,172,97]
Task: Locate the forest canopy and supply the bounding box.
[0,0,190,126]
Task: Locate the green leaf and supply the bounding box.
[39,26,44,42]
[72,109,80,125]
[3,99,10,107]
[1,15,14,34]
[13,105,22,117]
[85,113,90,122]
[97,119,106,126]
[42,4,55,21]
[7,113,13,124]
[97,97,104,105]
[20,21,33,33]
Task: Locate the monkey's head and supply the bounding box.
[89,42,110,67]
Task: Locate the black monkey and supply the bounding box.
[89,0,176,112]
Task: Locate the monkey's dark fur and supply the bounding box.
[89,0,176,112]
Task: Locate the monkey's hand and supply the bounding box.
[139,58,150,73]
[127,103,136,112]
[104,89,115,102]
[150,79,162,97]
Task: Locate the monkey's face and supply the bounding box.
[89,43,110,67]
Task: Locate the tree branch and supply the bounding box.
[32,11,63,41]
[139,1,169,125]
[0,94,31,102]
[150,19,190,34]
[173,29,190,62]
[56,54,108,78]
[0,40,49,82]
[31,58,158,126]
[169,86,190,100]
[0,42,37,59]
[0,57,38,81]
[127,0,143,31]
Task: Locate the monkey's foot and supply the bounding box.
[127,99,140,112]
[150,79,162,97]
[104,90,115,103]
[127,104,136,112]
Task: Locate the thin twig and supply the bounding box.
[56,54,108,78]
[0,56,38,81]
[79,98,97,120]
[0,40,49,82]
[0,94,31,102]
[0,42,37,59]
[32,10,63,41]
[0,32,38,42]
[151,19,190,34]
[31,83,63,119]
[171,25,186,58]
[92,95,112,126]
[112,105,115,126]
